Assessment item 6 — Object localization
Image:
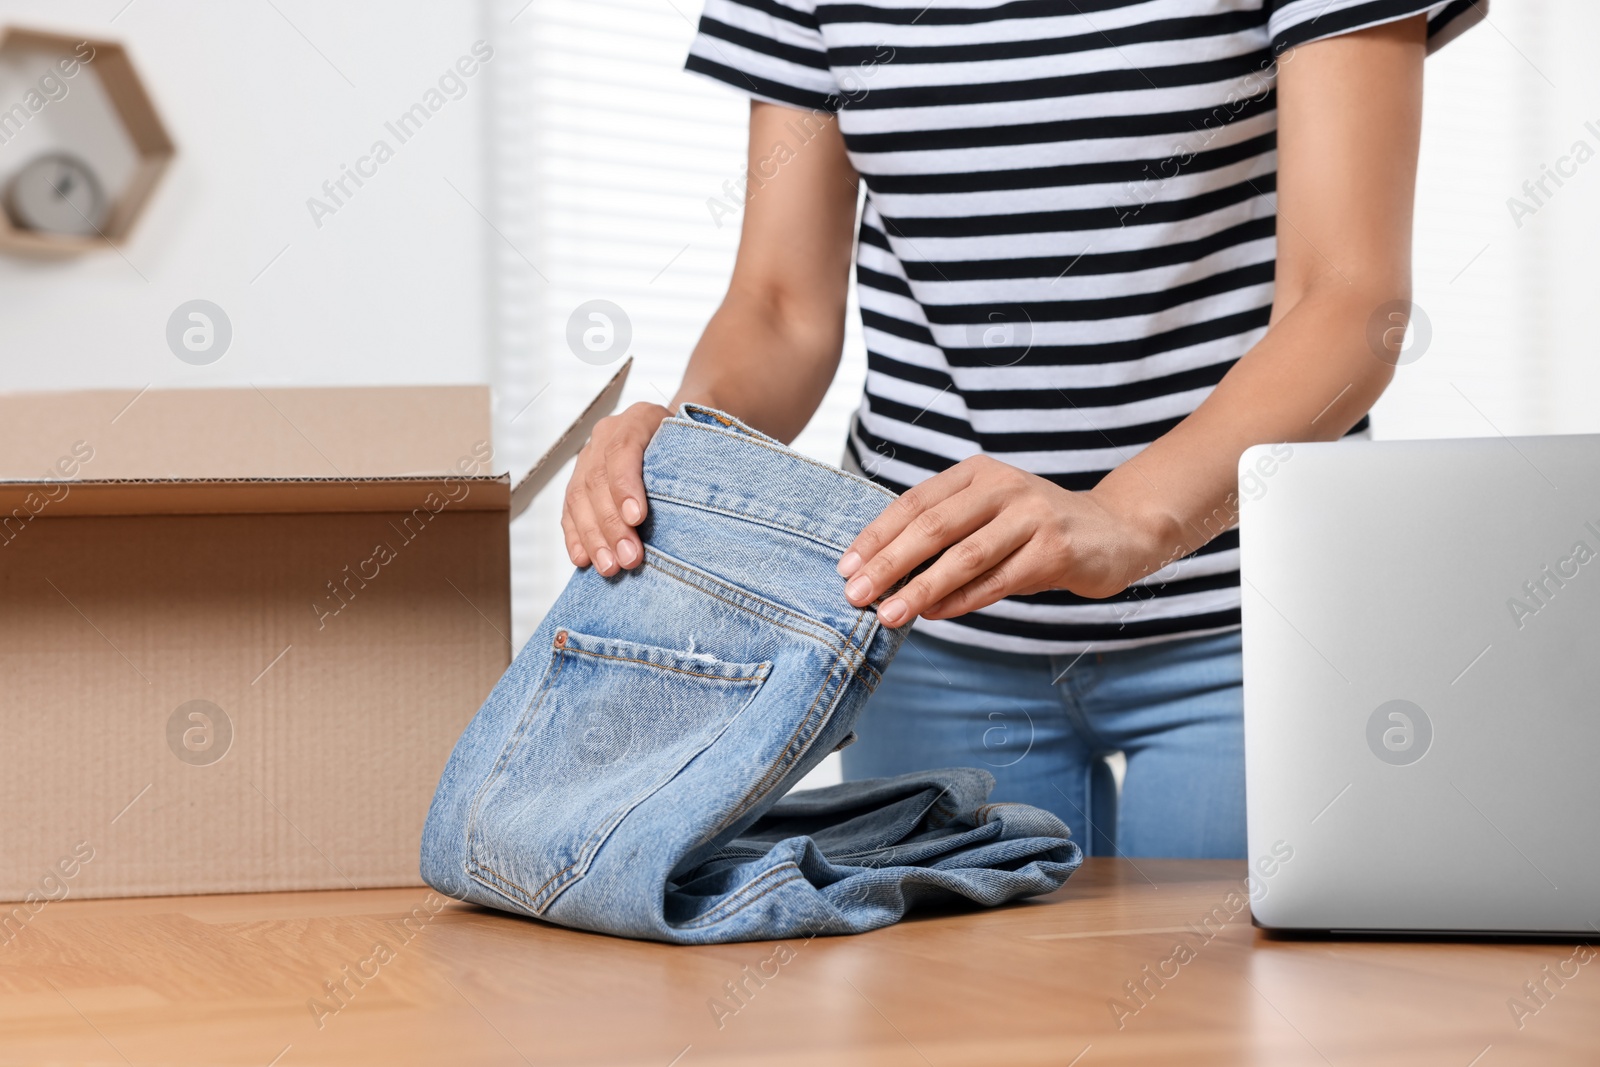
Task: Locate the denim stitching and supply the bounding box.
[646,563,872,688]
[695,408,738,428]
[464,650,568,875]
[976,803,1009,822]
[1055,668,1113,754]
[747,605,867,806]
[706,606,871,840]
[469,640,770,915]
[664,416,897,504]
[682,876,803,931]
[566,647,770,684]
[478,859,582,917]
[534,867,583,911]
[679,861,794,927]
[547,654,770,913]
[680,863,804,930]
[643,551,880,688]
[647,489,859,556]
[705,676,834,841]
[641,542,847,644]
[465,646,586,913]
[472,862,542,908]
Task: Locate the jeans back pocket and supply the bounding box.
[465,627,770,914]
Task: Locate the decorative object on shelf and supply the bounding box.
[4,152,108,236]
[0,26,174,256]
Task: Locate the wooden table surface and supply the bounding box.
[1,858,1594,1066]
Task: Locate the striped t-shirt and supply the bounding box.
[687,0,1483,654]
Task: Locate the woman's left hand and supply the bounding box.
[837,455,1165,626]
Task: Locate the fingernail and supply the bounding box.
[616,539,638,566]
[595,548,616,573]
[880,598,907,626]
[622,498,642,524]
[568,543,585,565]
[845,575,872,603]
[836,551,861,577]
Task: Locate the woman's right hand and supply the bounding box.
[561,401,672,575]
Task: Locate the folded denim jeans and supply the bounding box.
[420,406,1082,943]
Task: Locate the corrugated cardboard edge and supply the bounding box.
[508,359,632,520]
[0,475,511,517]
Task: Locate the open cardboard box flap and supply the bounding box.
[0,360,631,518]
[507,361,632,518]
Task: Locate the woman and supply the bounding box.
[561,0,1483,859]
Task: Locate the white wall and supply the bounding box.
[0,0,493,390]
[1372,0,1600,440]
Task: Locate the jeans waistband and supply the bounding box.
[644,405,897,554]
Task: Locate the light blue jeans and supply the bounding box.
[421,405,1081,943]
[843,627,1246,859]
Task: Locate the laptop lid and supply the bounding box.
[1239,434,1600,934]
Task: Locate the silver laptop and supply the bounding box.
[1239,434,1600,935]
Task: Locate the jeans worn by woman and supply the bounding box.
[845,628,1246,859]
[420,406,1081,943]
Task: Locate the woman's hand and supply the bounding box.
[562,401,672,575]
[837,455,1167,626]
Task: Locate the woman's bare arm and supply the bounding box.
[562,100,859,575]
[1090,13,1425,569]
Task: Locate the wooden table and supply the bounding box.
[1,859,1594,1065]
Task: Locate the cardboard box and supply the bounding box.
[0,361,628,901]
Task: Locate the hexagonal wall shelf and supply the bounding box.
[0,26,175,256]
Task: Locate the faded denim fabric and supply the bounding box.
[420,406,1081,943]
[846,627,1246,859]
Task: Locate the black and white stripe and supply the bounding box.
[688,0,1482,653]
